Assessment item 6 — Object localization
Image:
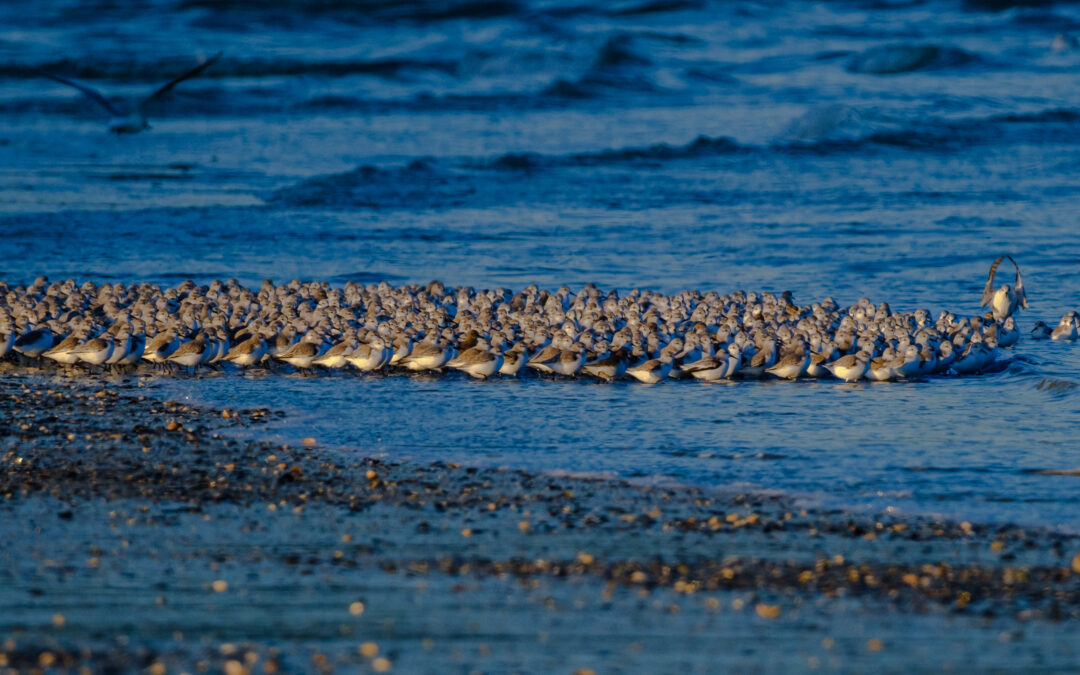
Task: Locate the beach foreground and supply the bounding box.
[2,371,1080,673]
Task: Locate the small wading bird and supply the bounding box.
[29,51,223,134]
[981,255,1028,321]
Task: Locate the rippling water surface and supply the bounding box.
[4,0,1080,528]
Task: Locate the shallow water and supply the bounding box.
[5,0,1080,529]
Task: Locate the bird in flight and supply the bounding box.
[981,255,1028,321]
[30,51,223,134]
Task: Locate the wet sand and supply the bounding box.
[3,370,1080,673]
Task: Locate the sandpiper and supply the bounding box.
[346,338,392,372]
[824,352,869,382]
[277,339,322,372]
[1030,321,1052,340]
[549,343,586,377]
[73,335,115,369]
[167,335,208,373]
[498,343,528,377]
[144,331,180,365]
[682,351,736,382]
[1051,312,1078,342]
[225,334,269,370]
[582,347,628,382]
[447,345,504,379]
[104,330,133,368]
[0,325,13,359]
[401,339,453,371]
[118,333,147,367]
[14,328,54,359]
[626,355,673,384]
[42,333,84,365]
[996,317,1019,347]
[764,344,809,380]
[312,336,355,370]
[981,256,1028,321]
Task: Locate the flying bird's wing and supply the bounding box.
[981,256,1004,307]
[29,68,121,117]
[1008,255,1028,309]
[140,51,223,111]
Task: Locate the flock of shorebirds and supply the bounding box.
[0,257,1068,384]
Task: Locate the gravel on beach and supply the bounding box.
[3,371,1080,673]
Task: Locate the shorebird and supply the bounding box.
[498,343,528,377]
[14,328,54,359]
[582,347,628,382]
[104,330,133,368]
[42,333,83,365]
[447,344,504,379]
[626,355,673,384]
[312,336,355,370]
[981,256,1028,321]
[933,341,955,373]
[865,352,897,382]
[740,340,777,379]
[144,331,180,366]
[951,339,991,374]
[996,317,1019,347]
[277,340,322,372]
[1030,320,1052,340]
[824,352,869,382]
[549,343,586,377]
[345,338,392,372]
[682,348,738,382]
[526,338,564,375]
[224,334,268,370]
[892,344,922,379]
[389,335,413,366]
[401,339,453,371]
[30,51,223,134]
[804,343,836,378]
[0,325,13,359]
[117,332,147,367]
[764,344,809,380]
[72,335,115,369]
[167,335,208,373]
[1051,312,1078,342]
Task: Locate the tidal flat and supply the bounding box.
[2,371,1080,673]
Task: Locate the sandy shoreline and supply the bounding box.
[3,371,1080,673]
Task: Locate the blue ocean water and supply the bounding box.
[3,0,1080,527]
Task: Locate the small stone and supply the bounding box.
[349,601,365,616]
[166,420,181,432]
[301,437,317,447]
[372,657,391,673]
[212,580,228,593]
[868,638,884,652]
[1072,553,1080,574]
[755,603,781,619]
[359,642,379,658]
